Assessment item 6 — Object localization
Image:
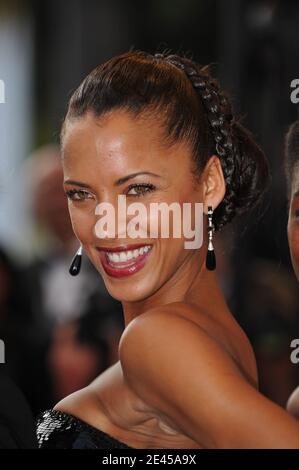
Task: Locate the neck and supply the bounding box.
[121,246,228,328]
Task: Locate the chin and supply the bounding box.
[90,242,157,299]
[100,271,156,302]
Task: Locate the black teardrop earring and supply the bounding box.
[69,245,83,276]
[206,206,216,271]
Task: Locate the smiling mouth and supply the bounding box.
[97,244,153,277]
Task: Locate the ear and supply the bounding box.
[201,155,226,214]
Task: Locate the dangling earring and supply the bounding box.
[206,206,216,271]
[69,245,83,276]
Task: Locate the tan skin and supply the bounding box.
[54,109,299,448]
[286,161,299,419]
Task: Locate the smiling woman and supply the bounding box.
[35,49,299,449]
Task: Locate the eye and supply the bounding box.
[126,183,155,197]
[295,209,299,219]
[65,189,94,201]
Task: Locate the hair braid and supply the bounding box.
[155,53,241,230]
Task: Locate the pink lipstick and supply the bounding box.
[97,244,153,278]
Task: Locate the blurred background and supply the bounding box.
[0,0,299,416]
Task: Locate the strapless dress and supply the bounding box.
[36,409,133,449]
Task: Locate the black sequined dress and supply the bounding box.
[36,409,133,449]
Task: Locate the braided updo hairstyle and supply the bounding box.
[62,49,269,231]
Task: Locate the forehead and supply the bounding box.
[61,110,192,178]
[63,110,164,159]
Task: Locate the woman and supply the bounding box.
[36,50,299,448]
[285,120,299,420]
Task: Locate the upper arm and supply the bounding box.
[119,310,299,448]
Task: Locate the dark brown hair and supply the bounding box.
[62,49,269,231]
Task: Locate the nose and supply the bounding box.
[93,194,149,242]
[93,194,128,241]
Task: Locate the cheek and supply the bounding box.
[67,204,95,244]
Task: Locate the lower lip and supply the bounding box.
[98,247,153,278]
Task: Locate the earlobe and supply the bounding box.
[202,155,226,213]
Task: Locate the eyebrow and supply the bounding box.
[114,171,161,186]
[63,180,92,188]
[64,171,162,188]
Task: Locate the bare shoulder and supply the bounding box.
[119,302,240,366]
[53,386,95,416]
[119,302,257,388]
[118,302,245,414]
[119,302,245,377]
[119,303,299,448]
[53,362,120,419]
[119,302,197,346]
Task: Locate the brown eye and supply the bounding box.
[126,183,155,197]
[65,189,94,201]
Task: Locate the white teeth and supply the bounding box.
[126,250,133,260]
[106,245,152,264]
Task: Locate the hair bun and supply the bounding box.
[214,120,270,230]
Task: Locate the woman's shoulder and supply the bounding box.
[120,300,238,338]
[36,387,99,448]
[37,364,141,449]
[118,302,230,383]
[119,301,257,389]
[119,301,234,358]
[120,301,206,340]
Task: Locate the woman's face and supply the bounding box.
[62,110,205,302]
[288,162,299,280]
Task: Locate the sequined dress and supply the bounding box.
[36,409,133,449]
